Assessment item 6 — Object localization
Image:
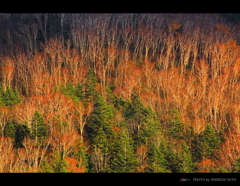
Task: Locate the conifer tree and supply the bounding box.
[73,142,89,172]
[111,126,138,172]
[74,82,84,101]
[0,85,5,106]
[5,86,21,106]
[157,139,181,173]
[84,68,97,102]
[138,107,161,146]
[60,82,84,102]
[40,152,69,173]
[147,143,169,172]
[88,93,115,172]
[88,94,114,141]
[233,158,240,173]
[15,123,30,148]
[4,120,16,138]
[105,86,116,104]
[166,108,184,139]
[123,95,161,146]
[0,86,21,106]
[62,82,76,100]
[4,120,30,148]
[31,110,47,143]
[178,143,196,173]
[197,124,223,160]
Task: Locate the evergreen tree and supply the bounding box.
[166,108,184,139]
[157,139,181,173]
[74,142,89,172]
[123,95,161,146]
[178,143,196,173]
[74,82,84,101]
[138,107,161,146]
[233,158,240,173]
[40,160,55,173]
[84,68,97,102]
[165,148,180,173]
[111,126,138,172]
[4,120,16,138]
[197,124,223,160]
[4,86,21,106]
[63,82,75,97]
[105,86,116,104]
[60,82,84,102]
[0,86,21,106]
[31,110,47,143]
[4,120,30,148]
[0,85,5,106]
[88,94,114,141]
[217,167,229,173]
[15,123,30,148]
[147,143,169,172]
[88,93,115,172]
[113,97,126,125]
[40,152,69,173]
[89,127,111,173]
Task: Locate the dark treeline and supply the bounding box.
[0,13,239,57]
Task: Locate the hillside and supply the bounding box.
[0,13,240,172]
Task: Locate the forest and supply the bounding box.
[0,13,240,173]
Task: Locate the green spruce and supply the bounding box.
[111,126,138,172]
[197,124,223,160]
[178,143,196,173]
[31,110,47,143]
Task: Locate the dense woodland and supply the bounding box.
[0,13,240,172]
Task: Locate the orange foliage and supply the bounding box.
[140,91,159,109]
[135,145,148,172]
[191,117,207,134]
[213,126,240,170]
[216,24,230,34]
[112,126,121,135]
[196,159,215,173]
[65,157,86,173]
[0,57,15,90]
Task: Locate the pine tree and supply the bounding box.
[61,82,78,101]
[4,120,16,138]
[15,123,30,148]
[73,142,89,172]
[4,120,30,148]
[2,86,21,106]
[147,143,169,172]
[178,143,196,173]
[111,126,138,172]
[88,94,114,141]
[88,93,115,172]
[74,82,84,101]
[138,107,161,146]
[105,86,116,104]
[166,108,184,139]
[123,95,161,146]
[159,139,181,173]
[64,82,75,96]
[89,127,110,173]
[233,158,240,173]
[31,110,47,143]
[61,82,85,102]
[40,152,69,173]
[0,85,5,106]
[84,68,97,102]
[197,124,223,160]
